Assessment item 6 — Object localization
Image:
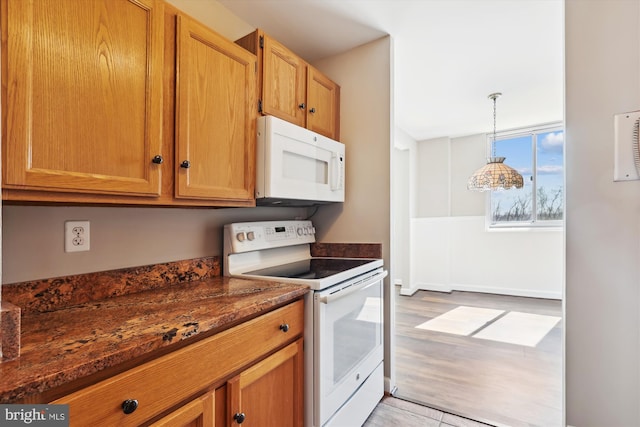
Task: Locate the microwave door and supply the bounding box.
[268,132,345,202]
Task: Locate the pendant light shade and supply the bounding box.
[467,156,524,191]
[467,93,524,191]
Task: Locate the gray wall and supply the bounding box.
[566,0,640,425]
[2,206,305,284]
[450,134,486,216]
[309,36,394,391]
[416,134,485,218]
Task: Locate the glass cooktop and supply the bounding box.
[245,258,377,280]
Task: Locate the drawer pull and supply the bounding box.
[121,399,138,414]
[233,412,246,424]
[279,323,290,333]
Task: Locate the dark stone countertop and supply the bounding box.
[0,276,308,403]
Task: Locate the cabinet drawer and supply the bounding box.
[52,300,303,426]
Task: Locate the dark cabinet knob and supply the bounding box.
[180,160,191,169]
[233,412,246,424]
[121,399,138,415]
[152,155,163,164]
[309,107,316,114]
[279,323,290,333]
[298,103,305,110]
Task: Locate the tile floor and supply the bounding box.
[363,396,494,427]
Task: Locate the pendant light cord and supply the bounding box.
[489,92,501,158]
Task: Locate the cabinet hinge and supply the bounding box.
[259,35,264,49]
[258,99,263,113]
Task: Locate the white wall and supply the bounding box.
[565,1,640,425]
[409,134,562,298]
[393,127,417,287]
[393,147,410,287]
[410,217,563,299]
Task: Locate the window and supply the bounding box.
[489,124,564,227]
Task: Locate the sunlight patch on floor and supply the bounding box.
[415,305,561,347]
[473,311,561,347]
[414,306,504,335]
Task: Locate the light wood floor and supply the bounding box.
[392,289,562,427]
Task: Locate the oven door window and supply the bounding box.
[315,275,384,425]
[332,294,379,383]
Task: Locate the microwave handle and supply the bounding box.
[330,152,345,191]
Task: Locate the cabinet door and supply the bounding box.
[150,392,215,427]
[3,0,164,196]
[227,339,303,427]
[175,14,256,201]
[306,67,340,140]
[262,36,307,128]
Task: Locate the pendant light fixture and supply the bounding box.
[467,93,524,191]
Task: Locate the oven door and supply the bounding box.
[314,269,387,426]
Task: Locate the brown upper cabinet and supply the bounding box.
[1,0,257,207]
[174,13,256,202]
[236,29,340,141]
[2,0,164,197]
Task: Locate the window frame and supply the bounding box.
[485,122,564,230]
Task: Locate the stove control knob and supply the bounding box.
[246,231,255,241]
[297,227,303,236]
[236,232,246,242]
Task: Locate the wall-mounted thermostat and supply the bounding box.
[614,110,640,181]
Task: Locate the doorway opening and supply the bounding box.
[389,134,564,426]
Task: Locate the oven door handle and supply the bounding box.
[319,270,388,304]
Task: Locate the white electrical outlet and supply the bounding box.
[65,221,90,252]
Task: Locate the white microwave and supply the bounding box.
[255,115,345,206]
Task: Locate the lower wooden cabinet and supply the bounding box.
[51,300,304,427]
[150,392,215,427]
[219,339,303,427]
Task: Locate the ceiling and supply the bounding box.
[218,0,564,142]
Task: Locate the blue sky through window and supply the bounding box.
[490,128,564,224]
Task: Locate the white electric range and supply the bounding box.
[224,220,386,427]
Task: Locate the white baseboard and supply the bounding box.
[394,278,403,286]
[384,376,395,394]
[398,286,418,296]
[410,282,562,300]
